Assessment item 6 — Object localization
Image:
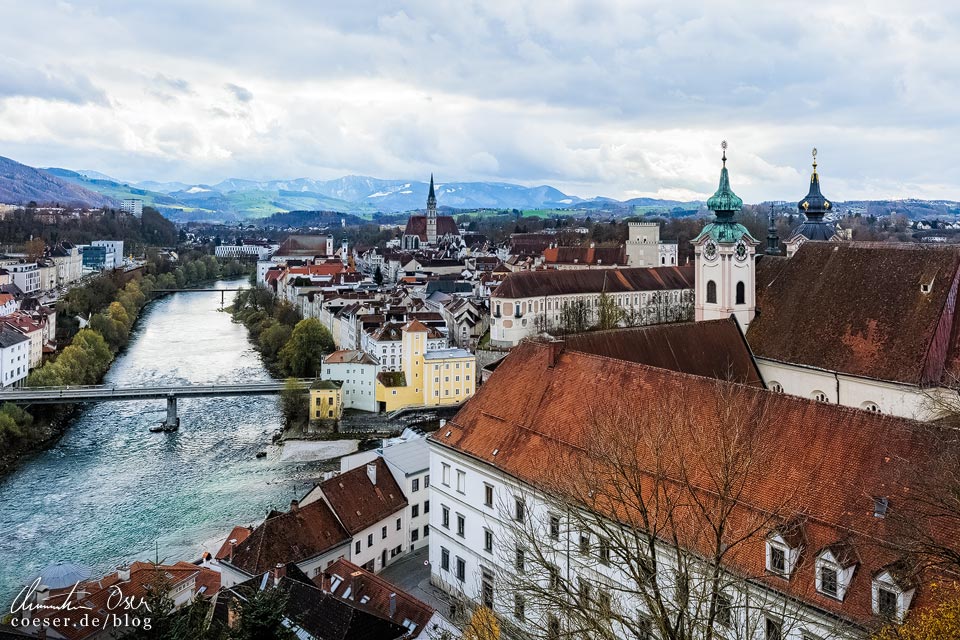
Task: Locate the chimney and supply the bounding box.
[117,566,131,582]
[228,538,238,563]
[439,418,447,429]
[290,499,299,513]
[367,462,377,485]
[273,563,285,587]
[389,592,397,618]
[547,339,564,368]
[34,583,50,607]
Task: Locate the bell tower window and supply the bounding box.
[736,281,745,305]
[706,280,717,304]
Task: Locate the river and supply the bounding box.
[0,280,333,600]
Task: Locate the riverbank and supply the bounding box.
[0,281,327,600]
[0,258,253,482]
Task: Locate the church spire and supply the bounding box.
[766,204,780,255]
[427,174,437,215]
[706,140,744,221]
[797,147,831,221]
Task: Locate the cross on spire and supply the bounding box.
[721,140,728,167]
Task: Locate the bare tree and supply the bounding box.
[489,384,851,640]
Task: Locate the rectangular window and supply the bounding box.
[424,474,430,487]
[820,566,838,598]
[412,478,420,492]
[514,594,525,621]
[484,484,494,508]
[442,463,450,486]
[716,592,732,628]
[515,547,525,572]
[442,506,450,529]
[457,514,465,537]
[878,588,898,618]
[547,614,560,640]
[367,533,373,547]
[579,532,590,555]
[765,617,782,640]
[770,546,786,574]
[411,529,419,542]
[355,540,361,554]
[484,529,493,553]
[424,525,429,537]
[549,514,560,539]
[381,526,387,539]
[424,500,430,513]
[514,497,525,522]
[412,504,419,518]
[481,568,494,609]
[456,470,466,493]
[598,537,610,565]
[441,547,450,571]
[396,517,401,531]
[456,557,466,582]
[598,589,612,617]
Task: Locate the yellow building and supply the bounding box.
[310,380,343,422]
[375,320,476,412]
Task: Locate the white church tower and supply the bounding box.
[692,142,759,329]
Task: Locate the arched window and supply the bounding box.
[661,256,666,265]
[812,391,829,403]
[736,281,745,305]
[769,381,783,393]
[706,280,717,304]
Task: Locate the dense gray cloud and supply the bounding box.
[0,0,957,201]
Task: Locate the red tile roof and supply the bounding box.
[749,242,960,386]
[215,525,253,560]
[493,265,694,299]
[402,319,430,333]
[403,215,459,241]
[319,458,407,534]
[228,499,350,575]
[561,318,764,386]
[543,245,626,266]
[431,341,956,628]
[325,349,379,365]
[33,561,220,639]
[317,559,435,636]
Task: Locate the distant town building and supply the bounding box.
[402,175,460,250]
[625,221,679,267]
[215,244,273,260]
[321,349,379,413]
[309,379,343,423]
[0,327,29,387]
[119,198,143,217]
[7,262,40,294]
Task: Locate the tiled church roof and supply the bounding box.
[492,265,694,299]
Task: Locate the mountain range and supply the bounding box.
[0,155,691,221]
[0,154,957,224]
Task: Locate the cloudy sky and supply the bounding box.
[0,0,958,202]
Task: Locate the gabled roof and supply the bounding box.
[402,319,430,333]
[560,318,764,386]
[749,241,960,387]
[320,458,408,534]
[403,215,459,241]
[325,350,378,365]
[318,558,435,637]
[430,340,953,626]
[228,500,350,575]
[277,235,331,256]
[493,265,694,299]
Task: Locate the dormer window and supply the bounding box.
[815,544,857,601]
[766,523,803,579]
[872,566,916,621]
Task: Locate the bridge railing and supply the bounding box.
[0,378,320,394]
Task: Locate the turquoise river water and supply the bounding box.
[0,280,331,600]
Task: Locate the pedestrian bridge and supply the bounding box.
[0,380,316,430]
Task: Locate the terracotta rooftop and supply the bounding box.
[560,318,763,386]
[228,499,350,575]
[318,558,435,637]
[749,242,960,386]
[215,525,253,560]
[430,340,957,628]
[543,244,626,266]
[319,458,408,535]
[403,215,459,241]
[325,350,379,365]
[493,265,694,299]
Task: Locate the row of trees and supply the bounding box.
[231,288,334,378]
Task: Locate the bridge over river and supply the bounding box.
[0,379,316,429]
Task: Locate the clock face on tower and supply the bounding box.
[704,241,718,260]
[735,241,748,261]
